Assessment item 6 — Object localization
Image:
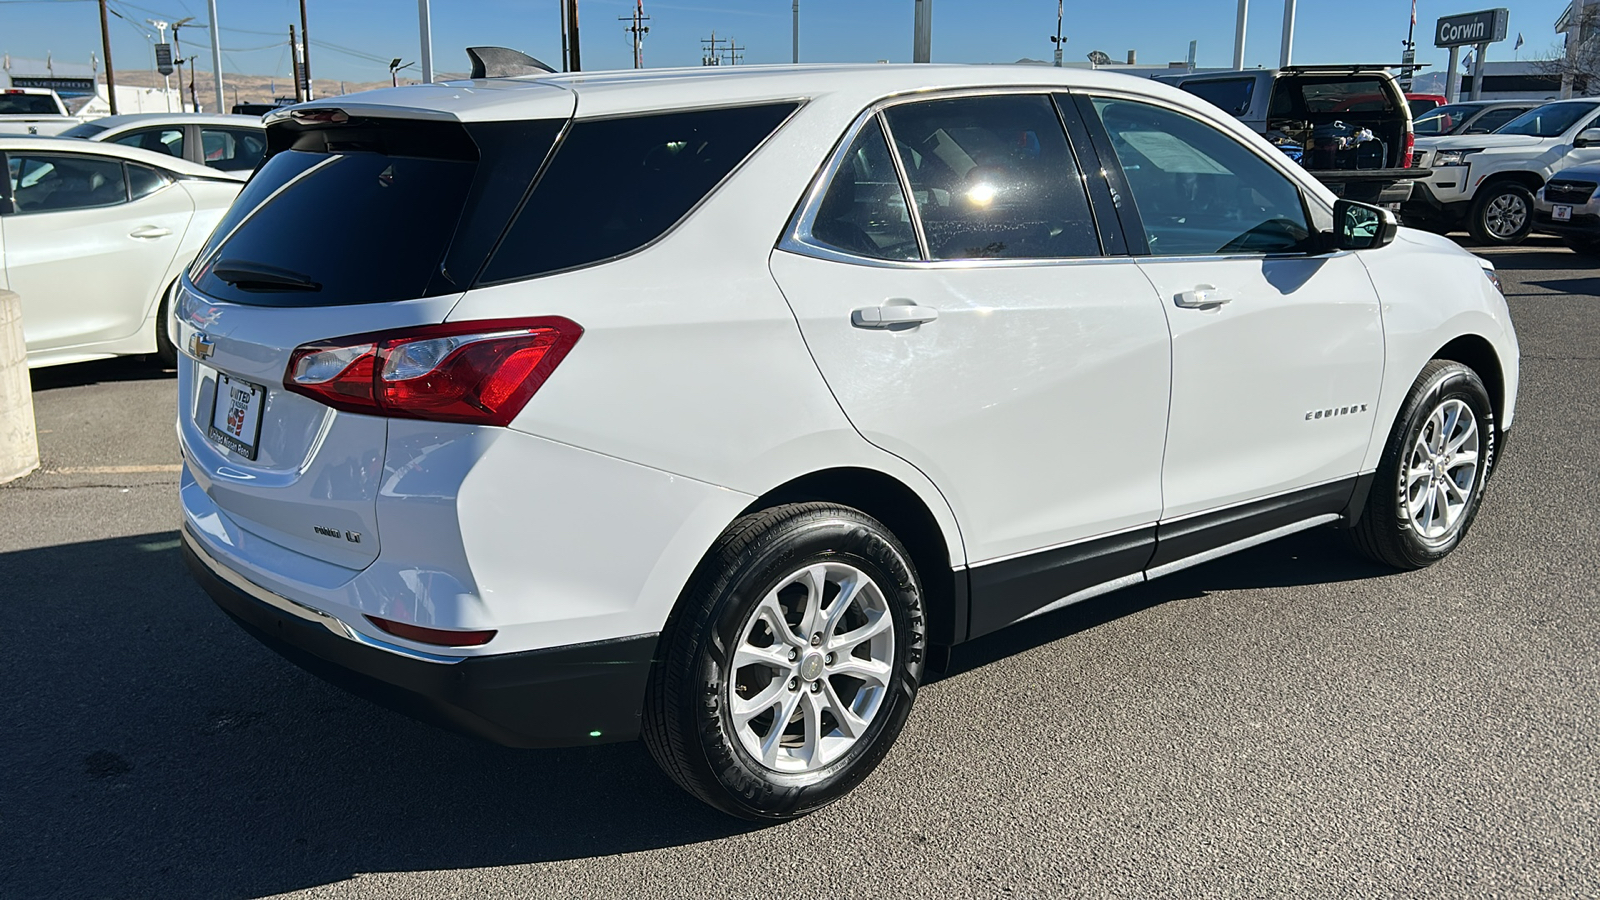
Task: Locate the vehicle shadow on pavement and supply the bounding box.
[28,355,175,391]
[0,532,751,900]
[936,527,1393,682]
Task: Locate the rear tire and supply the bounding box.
[1351,361,1496,569]
[643,503,926,821]
[1467,181,1534,246]
[154,283,178,368]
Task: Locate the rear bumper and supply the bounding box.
[1401,182,1470,223]
[183,529,658,748]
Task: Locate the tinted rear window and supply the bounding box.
[0,94,61,115]
[477,102,797,284]
[1180,78,1256,117]
[190,119,562,307]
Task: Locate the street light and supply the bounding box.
[389,58,415,87]
[1048,0,1066,67]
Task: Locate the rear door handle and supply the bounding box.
[129,225,173,239]
[1174,284,1232,309]
[852,303,939,328]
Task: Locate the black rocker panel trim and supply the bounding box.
[1149,477,1359,569]
[966,526,1157,640]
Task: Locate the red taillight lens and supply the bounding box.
[284,317,581,426]
[1404,131,1415,168]
[367,615,496,647]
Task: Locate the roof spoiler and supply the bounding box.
[467,47,557,79]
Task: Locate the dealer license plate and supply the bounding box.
[208,373,265,460]
[1554,204,1573,222]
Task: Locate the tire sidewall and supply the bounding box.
[692,513,926,820]
[1472,182,1534,245]
[1385,365,1496,564]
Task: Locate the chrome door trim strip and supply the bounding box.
[1145,514,1341,580]
[1016,572,1146,624]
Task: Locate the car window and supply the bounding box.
[1090,97,1313,257]
[6,154,128,213]
[113,127,185,159]
[1415,103,1474,135]
[127,163,170,200]
[0,94,60,115]
[806,117,919,261]
[1178,79,1256,117]
[1498,102,1600,137]
[200,127,266,171]
[882,94,1099,260]
[1469,107,1527,134]
[479,103,797,284]
[59,121,110,138]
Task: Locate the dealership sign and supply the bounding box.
[1435,8,1510,47]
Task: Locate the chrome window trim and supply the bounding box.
[877,110,931,260]
[780,85,1114,268]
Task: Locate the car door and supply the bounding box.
[0,152,192,352]
[770,93,1173,637]
[1078,93,1385,564]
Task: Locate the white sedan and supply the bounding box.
[60,113,266,181]
[1,136,242,367]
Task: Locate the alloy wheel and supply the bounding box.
[1484,192,1528,239]
[726,562,895,773]
[1404,397,1481,544]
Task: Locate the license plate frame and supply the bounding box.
[1553,204,1573,222]
[208,373,266,461]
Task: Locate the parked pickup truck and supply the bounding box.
[0,88,81,135]
[1406,98,1600,246]
[1155,65,1427,208]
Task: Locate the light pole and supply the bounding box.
[147,18,172,111]
[1049,1,1065,67]
[418,0,434,83]
[1279,0,1296,67]
[206,0,224,112]
[1233,0,1248,69]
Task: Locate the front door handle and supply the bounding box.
[1174,284,1232,310]
[852,303,939,329]
[129,225,173,239]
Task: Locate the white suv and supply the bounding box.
[1407,98,1600,244]
[177,64,1520,820]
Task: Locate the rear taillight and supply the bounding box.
[367,615,496,647]
[1404,131,1415,168]
[284,317,582,426]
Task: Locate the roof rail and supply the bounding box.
[1280,64,1431,72]
[466,47,557,79]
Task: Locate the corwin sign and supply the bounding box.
[1435,8,1510,47]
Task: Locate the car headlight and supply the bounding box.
[1434,149,1482,166]
[1482,267,1502,293]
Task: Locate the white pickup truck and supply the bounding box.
[1405,98,1600,245]
[0,88,81,136]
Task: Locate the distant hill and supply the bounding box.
[110,69,470,106]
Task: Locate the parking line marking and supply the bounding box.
[43,465,183,475]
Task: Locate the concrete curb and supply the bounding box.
[0,289,40,485]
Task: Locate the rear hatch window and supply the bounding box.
[190,117,563,307]
[1265,75,1409,169]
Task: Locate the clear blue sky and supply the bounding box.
[0,0,1576,85]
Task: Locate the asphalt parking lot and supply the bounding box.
[1,238,1596,900]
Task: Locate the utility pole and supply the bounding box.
[172,17,198,113]
[418,0,434,83]
[564,0,582,72]
[1279,0,1296,67]
[98,0,118,114]
[207,0,223,112]
[289,25,304,102]
[1233,0,1248,69]
[1049,0,1065,67]
[618,1,650,69]
[912,0,932,63]
[792,0,799,64]
[299,0,313,98]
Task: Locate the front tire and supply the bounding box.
[154,283,178,368]
[1467,181,1534,246]
[1352,361,1496,569]
[643,503,926,821]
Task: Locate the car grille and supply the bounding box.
[1544,180,1598,204]
[1413,149,1432,168]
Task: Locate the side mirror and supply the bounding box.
[1575,128,1600,148]
[1330,199,1398,251]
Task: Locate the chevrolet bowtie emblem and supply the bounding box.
[189,332,216,360]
